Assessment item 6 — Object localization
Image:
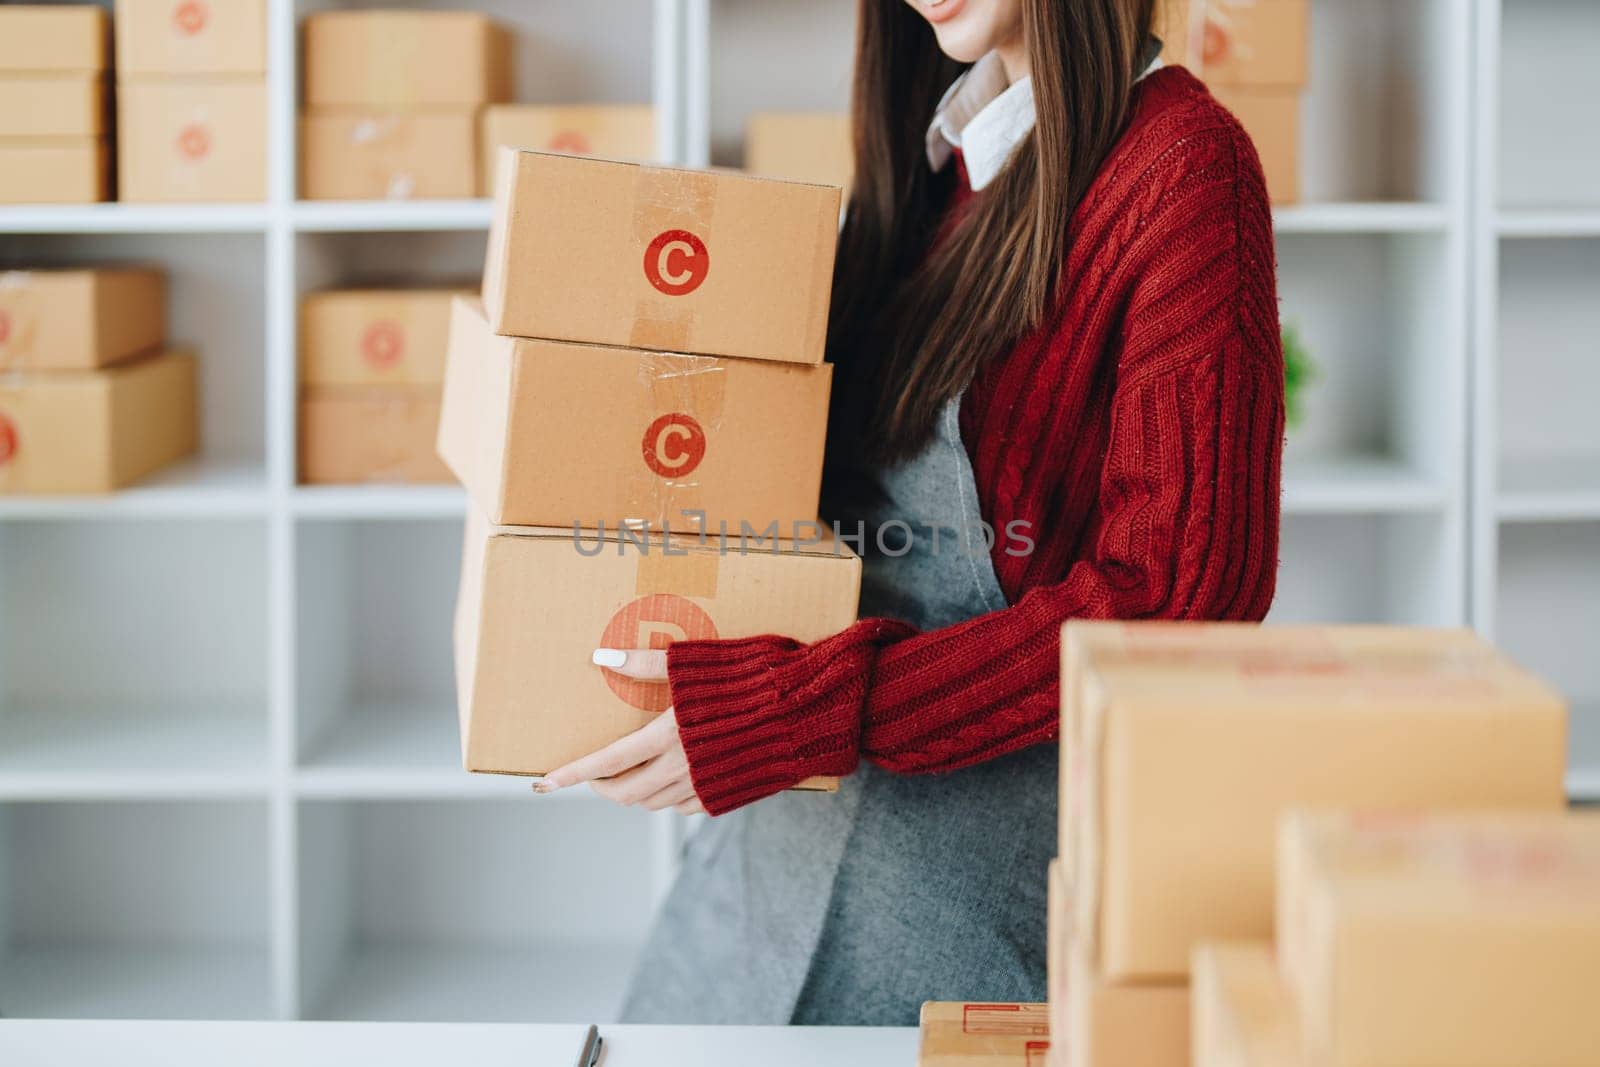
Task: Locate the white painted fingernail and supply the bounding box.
[593,649,627,668]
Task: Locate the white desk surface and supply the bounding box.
[0,1020,920,1066]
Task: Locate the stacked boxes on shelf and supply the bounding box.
[301,11,511,200]
[115,0,268,202]
[478,105,657,196]
[916,1002,1052,1066]
[744,112,853,191]
[0,267,197,492]
[0,5,110,204]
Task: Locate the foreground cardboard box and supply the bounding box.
[0,6,108,72]
[455,510,860,776]
[299,389,451,485]
[483,148,841,365]
[303,11,512,108]
[1059,622,1569,982]
[0,141,107,204]
[0,351,196,494]
[745,112,853,191]
[918,1002,1050,1066]
[117,79,267,202]
[440,296,831,532]
[114,0,267,75]
[301,288,471,387]
[300,110,477,200]
[478,104,658,196]
[0,267,165,371]
[0,76,105,137]
[1212,87,1299,204]
[1278,810,1600,1067]
[1059,948,1190,1067]
[1191,943,1300,1067]
[1047,858,1068,999]
[1157,0,1309,87]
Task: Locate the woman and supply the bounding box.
[541,0,1283,1026]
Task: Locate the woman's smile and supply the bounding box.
[915,0,969,26]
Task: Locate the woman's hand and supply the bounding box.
[534,649,706,815]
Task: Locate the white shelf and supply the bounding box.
[1569,701,1600,804]
[1497,455,1600,522]
[1282,456,1448,514]
[0,460,269,521]
[291,485,467,521]
[1273,202,1451,234]
[0,204,270,235]
[0,947,272,1021]
[291,201,494,233]
[1498,209,1600,239]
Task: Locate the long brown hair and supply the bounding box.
[828,0,1156,461]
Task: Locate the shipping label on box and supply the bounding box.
[301,288,472,388]
[299,388,452,485]
[1063,948,1190,1067]
[917,1002,1051,1066]
[303,11,512,108]
[117,80,267,203]
[0,140,108,204]
[300,110,478,201]
[0,6,108,73]
[439,295,832,533]
[0,268,165,372]
[483,148,841,365]
[1059,621,1569,983]
[0,75,106,137]
[745,112,853,192]
[479,104,658,196]
[1191,942,1302,1067]
[115,0,267,75]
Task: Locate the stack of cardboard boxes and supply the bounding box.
[478,105,658,196]
[301,11,511,200]
[0,267,197,493]
[0,5,110,204]
[745,112,853,192]
[115,0,268,202]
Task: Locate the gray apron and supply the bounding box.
[620,396,1058,1026]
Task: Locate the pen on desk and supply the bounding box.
[576,1023,603,1067]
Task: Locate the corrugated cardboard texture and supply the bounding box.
[1278,810,1600,1067]
[918,1002,1051,1067]
[303,11,512,108]
[1191,943,1301,1067]
[1064,948,1190,1067]
[0,267,165,371]
[456,514,860,776]
[117,79,267,203]
[114,0,267,75]
[0,140,107,204]
[745,112,853,192]
[0,350,196,494]
[483,149,841,365]
[439,295,832,532]
[301,288,472,387]
[479,104,658,196]
[299,388,452,485]
[300,110,478,201]
[1212,87,1299,204]
[1059,622,1570,982]
[0,6,108,72]
[0,75,106,137]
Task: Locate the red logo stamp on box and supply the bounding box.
[173,0,208,36]
[644,229,709,296]
[361,321,405,370]
[599,594,718,713]
[642,412,707,478]
[0,415,17,466]
[1025,1042,1051,1067]
[547,129,592,155]
[177,123,211,161]
[1202,20,1231,65]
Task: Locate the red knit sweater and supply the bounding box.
[668,67,1284,815]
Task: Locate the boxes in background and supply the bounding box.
[1059,622,1569,982]
[0,6,108,72]
[1157,0,1309,87]
[917,1002,1050,1066]
[301,288,471,388]
[302,11,512,108]
[114,0,267,75]
[0,141,108,204]
[0,268,166,371]
[1278,810,1600,1067]
[1191,943,1300,1067]
[744,112,853,191]
[1062,948,1190,1067]
[0,351,197,494]
[300,110,477,200]
[117,79,267,202]
[478,104,657,196]
[439,296,832,533]
[1212,87,1300,204]
[298,389,452,485]
[483,149,840,365]
[0,76,106,137]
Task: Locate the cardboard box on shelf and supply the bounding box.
[0,6,108,73]
[302,11,512,108]
[298,388,452,485]
[1060,948,1190,1067]
[301,288,472,388]
[114,0,267,75]
[0,350,196,494]
[1059,622,1569,983]
[117,79,267,202]
[0,267,165,372]
[483,148,841,365]
[1212,86,1300,204]
[0,140,108,204]
[0,76,106,138]
[917,1002,1051,1066]
[1191,943,1301,1067]
[1278,810,1600,1067]
[454,508,860,778]
[744,112,853,192]
[1157,0,1309,87]
[478,104,658,196]
[439,296,832,533]
[299,110,477,201]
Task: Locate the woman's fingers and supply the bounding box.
[675,797,706,816]
[592,648,669,680]
[589,752,679,806]
[637,778,698,812]
[538,712,674,792]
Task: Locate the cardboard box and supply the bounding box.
[0,351,196,494]
[1047,858,1069,1004]
[917,1002,1051,1066]
[0,267,166,372]
[455,510,860,776]
[1212,87,1299,204]
[439,296,831,533]
[302,11,512,108]
[1191,943,1301,1067]
[0,140,107,204]
[483,148,840,365]
[300,110,477,201]
[117,79,267,202]
[1061,948,1190,1067]
[0,76,106,137]
[1059,622,1569,982]
[1157,0,1308,87]
[114,0,267,75]
[0,6,108,72]
[301,288,472,388]
[478,104,658,196]
[1278,810,1600,1067]
[745,111,853,192]
[299,388,452,485]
